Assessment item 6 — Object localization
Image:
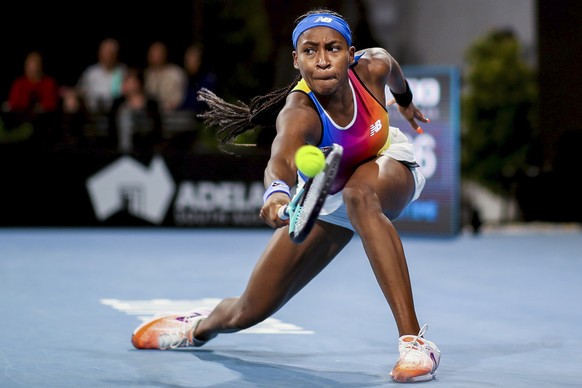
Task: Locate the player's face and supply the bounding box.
[293,27,354,96]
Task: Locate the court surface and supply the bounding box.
[1,225,581,387]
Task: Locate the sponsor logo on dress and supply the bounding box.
[370,119,382,136]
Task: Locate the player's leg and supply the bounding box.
[194,221,354,341]
[132,220,354,349]
[342,156,440,382]
[343,156,419,335]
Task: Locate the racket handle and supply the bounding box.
[278,205,289,220]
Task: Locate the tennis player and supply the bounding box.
[132,8,441,383]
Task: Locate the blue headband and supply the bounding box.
[292,13,352,49]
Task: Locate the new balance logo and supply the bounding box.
[314,16,333,23]
[370,119,382,136]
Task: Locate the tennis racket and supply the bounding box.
[278,143,343,243]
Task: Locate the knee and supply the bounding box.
[342,185,379,215]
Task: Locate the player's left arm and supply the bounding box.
[358,47,429,133]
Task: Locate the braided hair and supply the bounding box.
[196,80,299,152]
[196,8,348,152]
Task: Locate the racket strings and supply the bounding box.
[295,173,326,231]
[288,144,343,242]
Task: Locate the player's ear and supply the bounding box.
[292,51,299,69]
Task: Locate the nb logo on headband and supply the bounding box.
[314,16,333,23]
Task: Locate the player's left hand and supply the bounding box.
[387,99,429,134]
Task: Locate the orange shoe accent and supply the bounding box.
[389,324,441,383]
[132,314,175,349]
[131,310,210,350]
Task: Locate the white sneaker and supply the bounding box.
[131,308,214,350]
[389,324,441,383]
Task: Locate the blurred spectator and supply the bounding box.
[144,41,187,112]
[76,38,126,115]
[180,43,217,114]
[2,50,60,145]
[6,51,59,114]
[108,67,163,154]
[58,84,88,146]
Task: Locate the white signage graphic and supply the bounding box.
[101,298,314,334]
[86,156,176,224]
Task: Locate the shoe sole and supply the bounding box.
[391,372,435,383]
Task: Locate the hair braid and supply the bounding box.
[196,75,300,152]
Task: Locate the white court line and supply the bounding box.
[100,298,314,334]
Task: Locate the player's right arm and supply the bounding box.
[259,92,321,228]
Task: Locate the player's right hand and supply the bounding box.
[259,193,290,228]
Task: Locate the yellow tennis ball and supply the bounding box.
[295,145,325,178]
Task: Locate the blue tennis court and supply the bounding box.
[1,225,581,387]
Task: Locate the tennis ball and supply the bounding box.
[295,145,325,178]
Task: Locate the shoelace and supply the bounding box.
[159,331,189,349]
[159,314,201,349]
[401,323,429,354]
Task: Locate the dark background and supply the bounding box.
[1,0,581,225]
[0,0,379,100]
[2,0,581,156]
[0,1,196,91]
